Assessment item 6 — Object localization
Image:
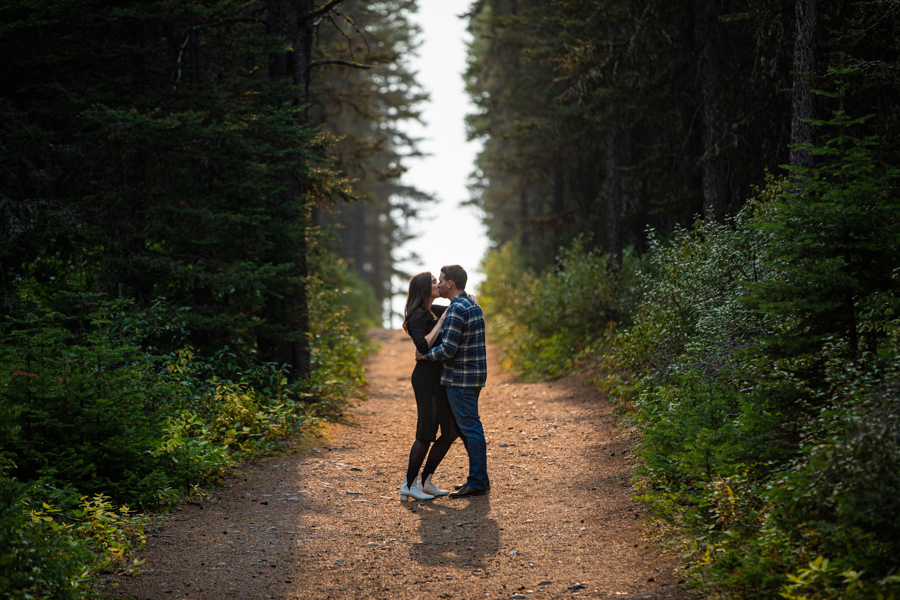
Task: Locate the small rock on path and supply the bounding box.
[113,329,689,599]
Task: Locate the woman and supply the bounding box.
[400,271,460,501]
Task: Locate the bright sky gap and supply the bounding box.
[391,2,488,328]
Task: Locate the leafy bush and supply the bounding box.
[610,192,798,490]
[1,269,368,502]
[480,238,640,379]
[28,490,147,577]
[708,365,900,599]
[307,274,369,415]
[0,475,86,600]
[611,157,900,596]
[1,299,290,506]
[1,299,174,506]
[0,246,372,597]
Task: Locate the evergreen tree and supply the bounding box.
[0,0,423,366]
[465,0,798,267]
[750,65,900,360]
[3,1,340,370]
[313,0,431,322]
[465,0,577,265]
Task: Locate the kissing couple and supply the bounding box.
[399,264,489,501]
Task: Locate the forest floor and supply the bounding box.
[111,329,691,600]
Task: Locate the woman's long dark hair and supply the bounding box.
[402,272,434,333]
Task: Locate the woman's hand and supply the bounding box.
[425,311,446,348]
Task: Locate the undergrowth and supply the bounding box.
[0,265,371,598]
[481,93,900,598]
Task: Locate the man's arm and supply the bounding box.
[423,303,464,361]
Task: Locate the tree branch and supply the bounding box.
[303,0,346,22]
[175,18,266,86]
[333,8,370,54]
[308,59,372,69]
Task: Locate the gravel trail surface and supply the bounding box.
[113,329,689,600]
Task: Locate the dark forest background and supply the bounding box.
[466,0,898,264]
[0,1,427,596]
[470,1,900,597]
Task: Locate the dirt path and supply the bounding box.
[113,330,688,600]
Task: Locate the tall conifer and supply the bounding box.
[750,65,900,360]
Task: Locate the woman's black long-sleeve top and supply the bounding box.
[407,304,447,355]
[406,304,453,442]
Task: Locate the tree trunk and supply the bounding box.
[260,0,314,384]
[679,3,703,222]
[553,165,565,215]
[553,164,565,245]
[531,180,544,237]
[789,0,817,171]
[602,106,622,260]
[701,0,728,222]
[520,188,529,244]
[531,181,543,219]
[348,203,368,274]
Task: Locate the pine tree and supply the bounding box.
[0,0,349,374]
[750,64,900,360]
[313,0,431,322]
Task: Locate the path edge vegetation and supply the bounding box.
[467,1,900,597]
[479,80,900,599]
[0,267,373,599]
[0,1,420,598]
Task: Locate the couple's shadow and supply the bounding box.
[403,494,500,570]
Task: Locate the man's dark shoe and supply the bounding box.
[449,485,487,498]
[455,483,490,490]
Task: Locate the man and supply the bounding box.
[416,264,489,498]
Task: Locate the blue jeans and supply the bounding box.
[445,386,489,490]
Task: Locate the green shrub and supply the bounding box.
[0,475,87,600]
[476,68,900,598]
[612,162,900,597]
[307,274,369,415]
[1,299,173,506]
[0,271,370,598]
[706,366,900,599]
[610,188,779,391]
[480,238,639,379]
[1,276,367,506]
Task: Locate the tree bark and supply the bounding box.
[520,188,529,244]
[602,106,623,260]
[679,3,703,221]
[701,0,728,222]
[260,0,315,384]
[531,181,543,219]
[553,164,565,245]
[789,0,817,171]
[553,165,565,215]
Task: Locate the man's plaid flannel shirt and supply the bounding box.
[423,292,487,387]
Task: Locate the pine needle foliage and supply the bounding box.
[748,64,900,362]
[0,0,351,362]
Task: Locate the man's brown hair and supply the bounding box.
[441,265,467,290]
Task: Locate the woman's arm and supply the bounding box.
[423,304,462,361]
[408,310,435,354]
[423,310,447,348]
